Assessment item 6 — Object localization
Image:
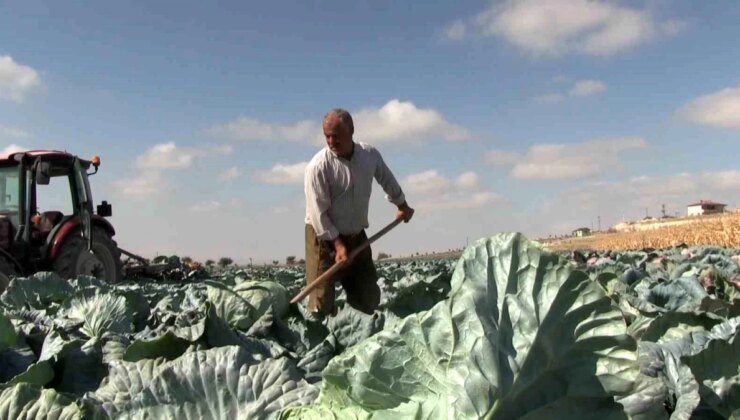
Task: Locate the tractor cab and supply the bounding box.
[0,150,121,291]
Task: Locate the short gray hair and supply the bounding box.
[323,108,354,134]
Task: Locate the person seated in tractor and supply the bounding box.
[30,210,64,243]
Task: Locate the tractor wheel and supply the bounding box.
[0,255,19,294]
[53,227,123,284]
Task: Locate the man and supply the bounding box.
[304,108,414,318]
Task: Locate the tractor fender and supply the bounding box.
[0,247,24,276]
[48,216,116,260]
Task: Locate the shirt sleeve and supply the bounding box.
[372,148,406,206]
[304,161,340,241]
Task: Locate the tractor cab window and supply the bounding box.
[0,166,20,215]
[35,165,74,216]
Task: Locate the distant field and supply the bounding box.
[381,212,740,261]
[543,211,740,251]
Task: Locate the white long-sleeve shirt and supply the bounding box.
[304,142,406,241]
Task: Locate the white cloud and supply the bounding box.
[678,85,740,130]
[136,142,198,170]
[455,172,479,189]
[122,141,230,197]
[403,169,499,211]
[205,117,318,142]
[219,166,240,182]
[190,200,222,213]
[118,171,162,197]
[535,79,607,103]
[254,161,307,185]
[0,125,29,139]
[543,169,740,227]
[404,170,452,194]
[485,149,522,165]
[488,137,647,180]
[710,170,740,191]
[208,99,469,146]
[467,191,499,207]
[354,100,469,143]
[0,55,41,101]
[0,144,28,155]
[135,141,230,170]
[623,173,698,197]
[467,0,682,57]
[417,190,501,211]
[444,20,467,40]
[569,79,607,96]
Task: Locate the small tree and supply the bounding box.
[272,260,279,266]
[218,257,233,268]
[286,256,296,265]
[181,256,193,265]
[377,252,391,260]
[205,259,215,268]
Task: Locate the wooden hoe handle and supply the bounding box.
[290,218,403,304]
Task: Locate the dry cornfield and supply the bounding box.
[545,211,740,251]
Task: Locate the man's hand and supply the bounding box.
[332,237,349,265]
[396,202,415,223]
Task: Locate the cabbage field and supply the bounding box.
[0,233,738,419]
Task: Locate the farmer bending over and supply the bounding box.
[304,108,414,319]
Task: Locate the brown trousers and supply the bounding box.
[305,224,380,316]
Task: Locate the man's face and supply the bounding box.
[323,115,352,157]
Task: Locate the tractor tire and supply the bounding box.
[0,255,19,294]
[53,227,124,284]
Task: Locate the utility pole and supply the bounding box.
[661,204,666,218]
[598,216,601,231]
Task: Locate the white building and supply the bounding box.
[687,200,726,216]
[572,227,591,237]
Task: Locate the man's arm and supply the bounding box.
[305,163,348,264]
[373,148,415,223]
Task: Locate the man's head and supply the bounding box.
[323,108,354,158]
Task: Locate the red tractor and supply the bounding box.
[0,150,123,292]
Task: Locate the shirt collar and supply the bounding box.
[328,142,355,161]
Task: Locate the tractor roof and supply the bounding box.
[0,150,77,163]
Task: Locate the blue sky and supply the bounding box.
[1,0,738,263]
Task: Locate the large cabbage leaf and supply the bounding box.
[281,233,646,418]
[0,272,72,312]
[683,318,740,418]
[204,281,256,331]
[87,345,318,419]
[60,292,133,340]
[0,383,81,419]
[234,280,290,319]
